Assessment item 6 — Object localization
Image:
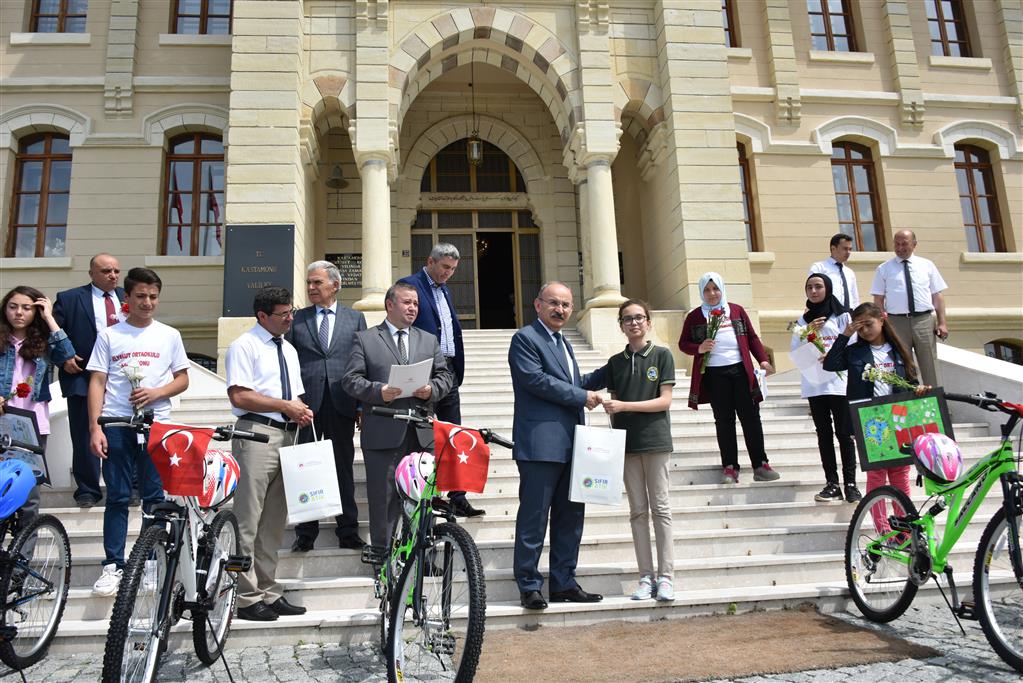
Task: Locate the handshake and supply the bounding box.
[585,391,603,410]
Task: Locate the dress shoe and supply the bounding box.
[129,493,142,508]
[520,590,548,610]
[337,536,367,550]
[290,537,315,552]
[237,603,278,621]
[449,498,486,518]
[268,596,306,616]
[75,495,100,509]
[549,586,603,603]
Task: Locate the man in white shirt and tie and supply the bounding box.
[809,233,859,310]
[871,230,949,386]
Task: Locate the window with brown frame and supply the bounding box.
[925,0,972,57]
[722,0,739,48]
[955,144,1004,252]
[162,134,224,256]
[807,0,858,51]
[419,139,525,193]
[736,142,759,251]
[30,0,87,33]
[6,133,71,258]
[985,340,1023,366]
[172,0,232,35]
[830,142,884,251]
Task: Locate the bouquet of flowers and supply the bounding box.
[699,307,727,374]
[6,376,33,400]
[862,363,916,392]
[121,360,146,415]
[792,323,843,379]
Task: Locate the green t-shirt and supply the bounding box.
[605,342,675,453]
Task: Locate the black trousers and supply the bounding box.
[294,390,360,543]
[67,394,102,501]
[435,382,468,502]
[704,363,768,470]
[808,394,857,486]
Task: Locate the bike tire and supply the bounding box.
[973,507,1023,673]
[193,510,240,665]
[845,485,919,623]
[0,513,71,670]
[102,524,170,683]
[386,522,485,683]
[379,514,410,655]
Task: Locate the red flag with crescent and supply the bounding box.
[147,422,214,496]
[434,420,490,494]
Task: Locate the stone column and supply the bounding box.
[572,168,594,302]
[584,156,624,308]
[354,154,391,311]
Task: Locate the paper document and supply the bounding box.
[755,368,769,401]
[789,342,830,385]
[388,358,433,398]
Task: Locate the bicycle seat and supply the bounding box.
[0,460,34,520]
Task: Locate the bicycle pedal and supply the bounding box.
[223,555,252,573]
[956,601,978,621]
[361,545,388,566]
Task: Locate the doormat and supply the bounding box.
[476,606,938,682]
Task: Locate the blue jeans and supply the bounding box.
[101,427,164,568]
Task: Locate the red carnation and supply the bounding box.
[14,383,31,399]
[121,301,129,314]
[711,307,725,317]
[806,332,817,343]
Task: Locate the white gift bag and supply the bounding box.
[279,425,343,525]
[569,415,627,506]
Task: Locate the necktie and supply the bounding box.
[553,332,574,383]
[272,337,292,401]
[836,262,850,309]
[104,292,117,326]
[902,259,916,314]
[318,308,332,352]
[397,329,408,364]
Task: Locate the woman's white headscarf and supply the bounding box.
[698,272,728,318]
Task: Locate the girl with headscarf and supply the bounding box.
[790,273,860,504]
[678,273,777,485]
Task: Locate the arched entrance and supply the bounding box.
[412,139,539,329]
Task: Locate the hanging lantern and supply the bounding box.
[467,134,483,166]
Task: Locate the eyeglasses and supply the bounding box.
[620,315,648,325]
[539,298,573,310]
[268,309,297,319]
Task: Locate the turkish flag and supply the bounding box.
[434,420,490,494]
[147,422,214,496]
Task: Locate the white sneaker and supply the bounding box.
[630,575,654,600]
[93,564,123,597]
[143,559,158,592]
[656,575,675,602]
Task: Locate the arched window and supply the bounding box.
[419,139,526,193]
[172,0,232,35]
[736,142,760,251]
[926,0,972,57]
[162,133,224,256]
[31,0,87,33]
[830,141,884,251]
[6,133,71,257]
[985,340,1022,366]
[955,144,1004,253]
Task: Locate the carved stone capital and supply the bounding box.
[355,0,388,30]
[577,1,609,34]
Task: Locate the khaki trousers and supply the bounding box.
[623,451,674,578]
[232,419,291,609]
[888,313,940,387]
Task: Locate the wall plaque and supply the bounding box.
[222,224,295,316]
[325,252,362,288]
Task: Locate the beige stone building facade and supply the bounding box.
[2,1,1021,370]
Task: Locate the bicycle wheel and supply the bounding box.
[0,513,71,670]
[102,524,170,683]
[379,514,411,654]
[845,485,919,622]
[193,510,240,665]
[974,507,1023,673]
[387,522,485,683]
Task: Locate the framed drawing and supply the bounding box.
[850,388,955,472]
[0,406,50,486]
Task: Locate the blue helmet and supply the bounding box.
[0,460,34,520]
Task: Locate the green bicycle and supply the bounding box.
[845,391,1023,673]
[365,406,512,683]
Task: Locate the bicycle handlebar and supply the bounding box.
[369,405,514,448]
[945,392,1016,414]
[97,414,270,443]
[0,434,45,456]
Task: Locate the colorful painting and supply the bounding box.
[0,406,49,486]
[850,389,954,472]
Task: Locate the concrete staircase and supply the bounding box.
[43,328,1005,653]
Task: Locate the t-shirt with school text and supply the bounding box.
[604,343,675,453]
[869,343,895,398]
[87,320,190,421]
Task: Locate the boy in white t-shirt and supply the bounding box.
[86,267,190,597]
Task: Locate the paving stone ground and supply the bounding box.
[12,604,1017,682]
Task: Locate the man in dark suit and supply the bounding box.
[285,261,367,551]
[399,243,483,517]
[509,281,605,610]
[342,282,454,550]
[53,253,126,506]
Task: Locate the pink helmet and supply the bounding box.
[197,449,240,509]
[395,452,434,504]
[913,432,964,485]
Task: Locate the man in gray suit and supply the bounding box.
[285,261,367,552]
[342,282,455,550]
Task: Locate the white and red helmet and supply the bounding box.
[197,449,241,509]
[395,452,434,504]
[913,432,964,485]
